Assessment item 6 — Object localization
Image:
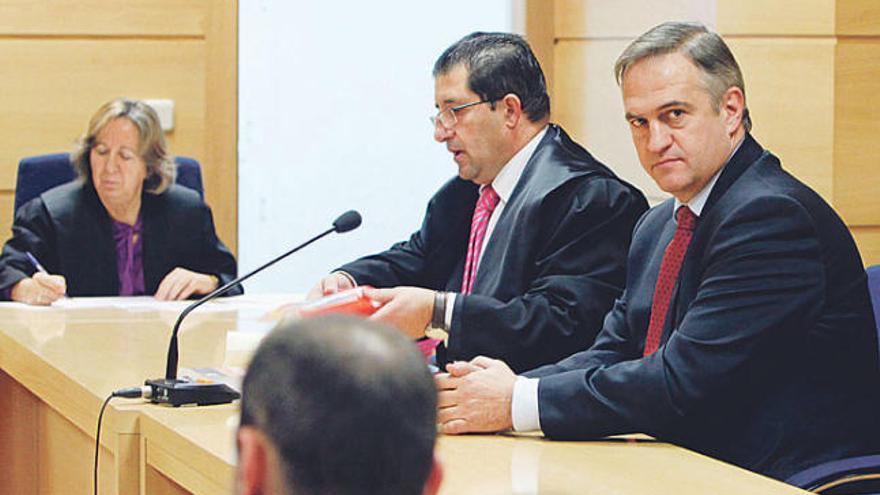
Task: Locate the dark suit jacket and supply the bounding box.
[527,134,880,481]
[0,181,241,297]
[340,125,648,372]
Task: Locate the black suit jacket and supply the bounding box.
[0,181,241,297]
[341,125,648,372]
[527,134,880,480]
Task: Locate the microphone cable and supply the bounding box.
[93,386,148,495]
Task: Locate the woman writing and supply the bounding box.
[0,98,240,305]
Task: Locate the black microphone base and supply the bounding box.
[145,378,240,407]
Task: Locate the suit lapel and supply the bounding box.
[469,127,557,294]
[141,193,166,293]
[470,180,525,295]
[649,210,679,333]
[78,186,118,294]
[668,134,767,333]
[703,134,765,214]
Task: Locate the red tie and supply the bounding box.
[643,206,697,357]
[461,185,501,294]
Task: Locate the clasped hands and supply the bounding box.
[435,357,517,434]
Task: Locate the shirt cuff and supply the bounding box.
[444,292,456,330]
[333,271,357,287]
[511,376,542,433]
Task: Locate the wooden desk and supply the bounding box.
[0,297,808,494]
[139,407,808,495]
[0,297,268,494]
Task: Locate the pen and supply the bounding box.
[25,251,47,274]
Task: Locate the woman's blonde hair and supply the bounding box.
[71,98,176,194]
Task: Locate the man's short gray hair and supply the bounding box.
[240,315,437,495]
[614,21,751,132]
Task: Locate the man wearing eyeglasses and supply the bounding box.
[434,22,880,484]
[308,32,647,372]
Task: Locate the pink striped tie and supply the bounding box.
[417,185,500,360]
[461,186,501,294]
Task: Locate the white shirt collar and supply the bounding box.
[672,137,744,219]
[673,169,721,218]
[486,126,548,203]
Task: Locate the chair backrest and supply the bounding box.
[785,453,880,493]
[14,153,204,213]
[784,268,880,494]
[868,265,880,341]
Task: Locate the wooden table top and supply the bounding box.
[0,296,808,494]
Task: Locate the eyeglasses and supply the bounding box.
[430,100,494,129]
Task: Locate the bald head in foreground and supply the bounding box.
[236,314,442,495]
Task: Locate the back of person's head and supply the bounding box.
[433,31,550,123]
[238,314,440,495]
[614,21,751,132]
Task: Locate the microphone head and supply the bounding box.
[333,210,362,233]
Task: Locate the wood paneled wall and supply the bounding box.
[0,0,238,253]
[834,1,880,267]
[527,0,880,266]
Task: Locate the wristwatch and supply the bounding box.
[424,291,449,343]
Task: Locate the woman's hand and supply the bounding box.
[155,267,219,301]
[11,272,67,306]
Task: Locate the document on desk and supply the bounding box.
[0,296,186,311]
[51,296,193,311]
[44,294,302,313]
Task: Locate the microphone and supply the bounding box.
[145,210,362,406]
[333,209,361,233]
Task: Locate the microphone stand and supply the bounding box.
[145,211,360,406]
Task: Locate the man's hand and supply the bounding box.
[436,356,516,434]
[11,272,67,306]
[365,286,434,339]
[155,267,218,300]
[306,272,356,301]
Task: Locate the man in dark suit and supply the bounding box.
[308,32,647,372]
[436,22,880,482]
